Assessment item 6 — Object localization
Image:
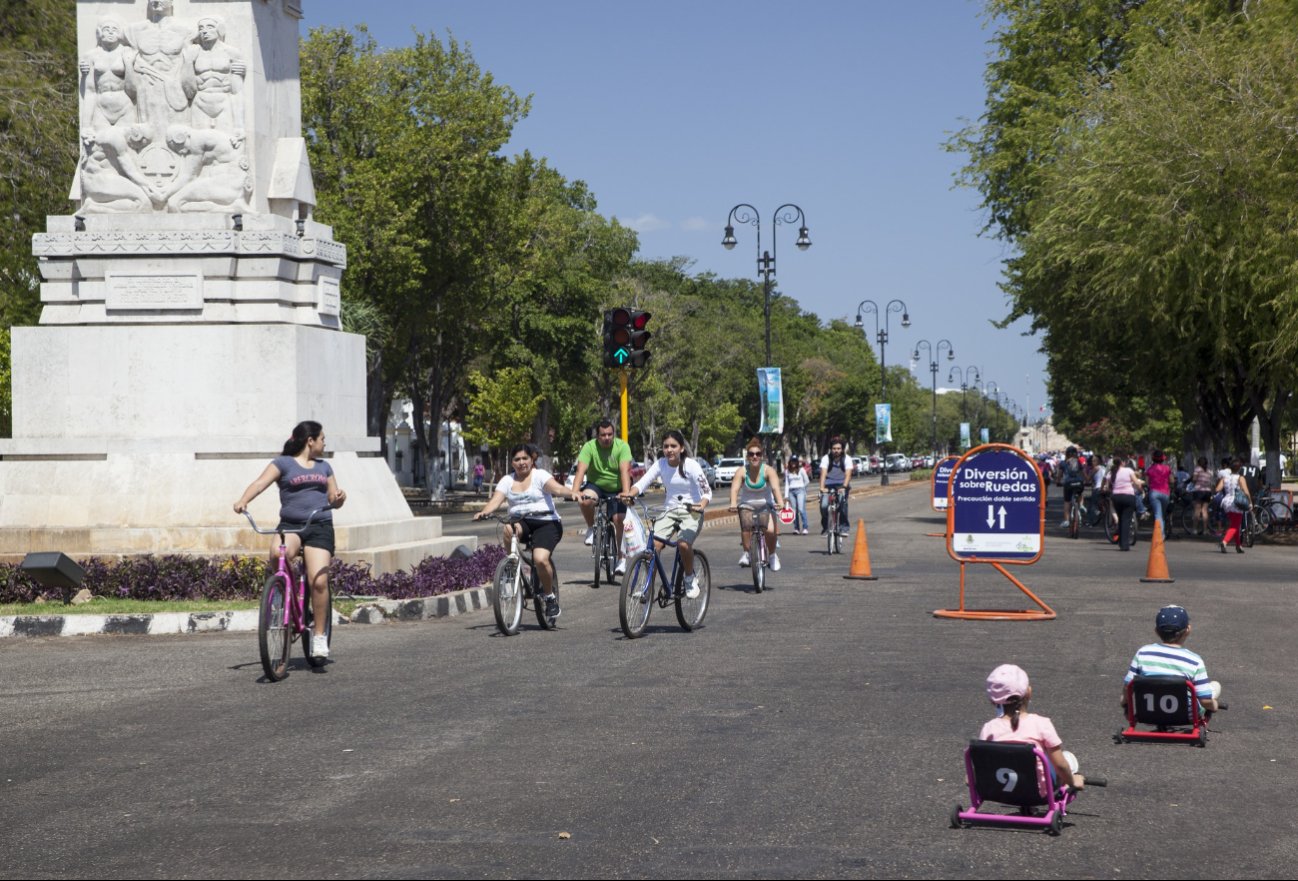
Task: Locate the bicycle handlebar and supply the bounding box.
[241,505,333,536]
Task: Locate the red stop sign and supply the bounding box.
[778,506,796,525]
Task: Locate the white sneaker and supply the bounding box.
[769,553,781,572]
[1059,519,1070,528]
[738,551,750,567]
[584,531,595,546]
[684,573,701,599]
[614,559,626,575]
[310,633,330,658]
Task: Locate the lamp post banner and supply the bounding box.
[959,422,971,451]
[875,403,892,444]
[757,367,784,434]
[980,427,990,444]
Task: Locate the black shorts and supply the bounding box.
[517,518,563,553]
[278,520,336,555]
[581,483,628,515]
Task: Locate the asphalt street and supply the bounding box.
[2,481,1295,879]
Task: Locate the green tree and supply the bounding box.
[301,27,529,477]
[462,367,542,471]
[0,0,77,433]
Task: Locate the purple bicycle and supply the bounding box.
[242,506,334,682]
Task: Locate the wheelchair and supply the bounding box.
[1116,674,1226,746]
[950,740,1104,835]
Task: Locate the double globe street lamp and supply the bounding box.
[722,203,811,369]
[855,298,910,485]
[912,338,954,457]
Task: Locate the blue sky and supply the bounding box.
[305,0,1051,424]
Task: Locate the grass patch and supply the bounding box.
[0,597,260,617]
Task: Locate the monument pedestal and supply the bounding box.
[0,316,467,570]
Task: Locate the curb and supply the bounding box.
[0,583,493,639]
[348,586,491,624]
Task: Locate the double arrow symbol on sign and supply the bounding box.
[985,505,1007,529]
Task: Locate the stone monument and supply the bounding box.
[0,0,468,571]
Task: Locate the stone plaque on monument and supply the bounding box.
[105,272,203,309]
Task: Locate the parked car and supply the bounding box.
[701,460,718,488]
[715,457,745,486]
[885,453,910,473]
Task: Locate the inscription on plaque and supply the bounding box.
[105,273,203,310]
[318,276,341,317]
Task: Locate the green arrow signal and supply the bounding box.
[615,347,630,364]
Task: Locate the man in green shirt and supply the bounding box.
[573,419,633,574]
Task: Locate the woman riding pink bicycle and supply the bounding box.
[233,420,346,658]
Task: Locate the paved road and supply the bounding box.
[3,482,1295,878]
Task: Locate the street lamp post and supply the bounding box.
[855,298,910,485]
[947,365,981,421]
[911,338,954,457]
[723,203,811,369]
[985,382,1004,442]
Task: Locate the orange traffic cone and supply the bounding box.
[843,518,878,581]
[1139,521,1175,583]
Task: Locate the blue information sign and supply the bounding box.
[930,455,959,512]
[947,445,1045,562]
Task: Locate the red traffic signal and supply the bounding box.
[603,308,652,368]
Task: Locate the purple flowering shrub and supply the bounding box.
[0,546,505,605]
[328,544,506,599]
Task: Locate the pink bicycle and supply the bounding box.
[242,506,334,682]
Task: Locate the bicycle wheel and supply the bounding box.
[1267,501,1292,534]
[619,552,655,638]
[676,551,710,631]
[1105,511,1120,544]
[1243,510,1256,548]
[751,538,764,593]
[832,529,843,555]
[592,519,604,589]
[602,520,617,584]
[303,584,333,668]
[258,574,292,682]
[492,555,523,635]
[1068,502,1080,539]
[534,561,560,630]
[1256,505,1275,538]
[1179,503,1197,537]
[1208,505,1227,538]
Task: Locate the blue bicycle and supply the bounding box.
[618,501,711,639]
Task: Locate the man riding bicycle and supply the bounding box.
[573,418,633,575]
[819,436,853,535]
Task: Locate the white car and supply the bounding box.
[714,457,745,486]
[885,453,910,472]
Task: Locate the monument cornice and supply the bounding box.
[32,229,347,267]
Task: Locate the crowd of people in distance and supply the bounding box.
[1038,446,1268,553]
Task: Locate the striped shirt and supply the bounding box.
[1125,642,1213,700]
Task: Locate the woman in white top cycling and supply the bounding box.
[474,443,580,621]
[621,429,711,598]
[728,436,787,571]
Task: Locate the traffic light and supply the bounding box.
[603,308,651,368]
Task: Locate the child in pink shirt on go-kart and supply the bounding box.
[980,664,1086,791]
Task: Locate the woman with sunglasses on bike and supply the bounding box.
[474,443,580,622]
[233,420,346,658]
[728,438,788,571]
[621,429,711,599]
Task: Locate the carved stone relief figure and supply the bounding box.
[127,0,195,143]
[77,126,154,213]
[161,125,252,213]
[184,17,246,133]
[78,18,136,131]
[73,2,255,215]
